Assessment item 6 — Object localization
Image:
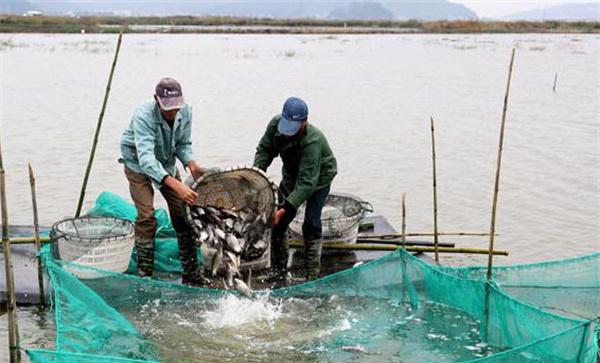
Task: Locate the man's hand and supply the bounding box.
[164,176,198,206]
[272,208,286,227]
[187,160,206,180]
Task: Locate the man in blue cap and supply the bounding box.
[254,97,337,281]
[119,78,209,286]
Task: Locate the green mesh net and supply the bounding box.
[27,248,598,362]
[27,350,160,363]
[25,193,599,362]
[439,253,600,320]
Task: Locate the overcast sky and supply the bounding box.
[450,0,594,18]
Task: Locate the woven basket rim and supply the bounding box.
[51,216,134,242]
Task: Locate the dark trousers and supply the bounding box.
[124,167,199,277]
[271,185,330,270]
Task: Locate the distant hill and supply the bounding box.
[25,0,477,20]
[504,2,600,21]
[0,0,32,14]
[383,0,477,20]
[328,2,394,20]
[329,1,476,20]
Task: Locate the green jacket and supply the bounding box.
[253,115,337,209]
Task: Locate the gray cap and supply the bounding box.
[155,78,185,111]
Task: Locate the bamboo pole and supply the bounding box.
[487,47,516,281]
[0,131,20,362]
[552,72,558,92]
[401,193,406,244]
[484,47,516,342]
[356,238,455,247]
[6,232,496,245]
[5,236,51,245]
[362,232,497,238]
[28,164,45,306]
[430,117,440,262]
[289,240,508,255]
[75,31,123,217]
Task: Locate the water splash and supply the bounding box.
[201,292,283,329]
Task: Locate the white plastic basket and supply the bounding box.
[288,193,373,244]
[51,217,135,279]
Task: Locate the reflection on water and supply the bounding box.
[121,294,499,362]
[0,307,55,362]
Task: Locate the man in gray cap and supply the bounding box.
[254,97,337,282]
[120,78,209,286]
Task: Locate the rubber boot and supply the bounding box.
[264,235,290,285]
[304,239,322,281]
[179,232,211,287]
[271,235,290,274]
[136,237,155,278]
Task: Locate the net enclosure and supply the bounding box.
[27,208,599,363]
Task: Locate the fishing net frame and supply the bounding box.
[184,166,278,265]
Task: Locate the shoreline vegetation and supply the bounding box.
[0,15,598,34]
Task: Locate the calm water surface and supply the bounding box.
[0,33,598,361]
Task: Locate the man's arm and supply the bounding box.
[163,175,197,205]
[253,120,278,171]
[132,111,169,184]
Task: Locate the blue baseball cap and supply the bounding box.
[278,97,308,136]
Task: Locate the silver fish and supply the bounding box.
[246,269,252,289]
[237,237,247,251]
[260,212,268,224]
[233,278,253,299]
[239,208,255,222]
[225,266,234,288]
[253,240,267,250]
[214,228,226,240]
[192,206,205,216]
[211,249,223,277]
[233,220,244,234]
[204,206,221,218]
[221,209,239,219]
[224,250,240,275]
[225,233,242,254]
[199,230,209,243]
[206,226,214,242]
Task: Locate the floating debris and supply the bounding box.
[340,345,368,354]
